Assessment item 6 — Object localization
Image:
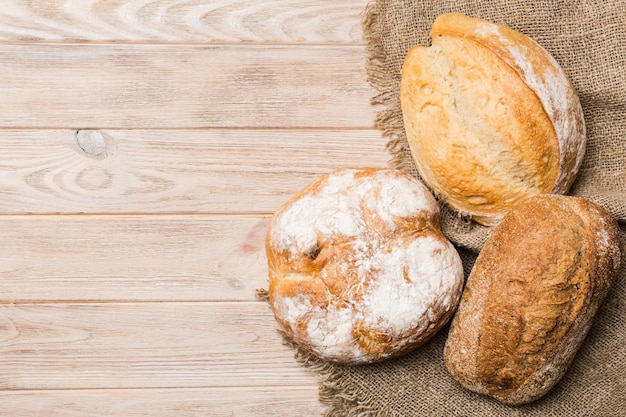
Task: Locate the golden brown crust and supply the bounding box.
[431,13,586,194]
[444,195,622,404]
[266,168,465,364]
[400,13,585,226]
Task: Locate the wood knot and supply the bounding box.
[76,130,107,157]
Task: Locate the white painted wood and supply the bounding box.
[0,0,382,413]
[0,302,316,390]
[0,215,270,302]
[0,129,388,214]
[0,43,375,129]
[0,387,324,417]
[0,0,366,43]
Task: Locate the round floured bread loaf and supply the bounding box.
[266,168,464,364]
[400,13,586,226]
[444,195,622,405]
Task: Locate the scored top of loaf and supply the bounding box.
[432,13,586,195]
[400,13,586,226]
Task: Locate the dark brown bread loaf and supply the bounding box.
[444,194,622,404]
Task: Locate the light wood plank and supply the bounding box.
[0,215,271,302]
[0,43,375,129]
[0,129,389,214]
[0,0,366,44]
[0,386,323,417]
[0,302,315,390]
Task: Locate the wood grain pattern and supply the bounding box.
[0,387,323,417]
[0,215,269,302]
[0,0,382,413]
[0,0,366,43]
[0,302,313,390]
[0,43,375,129]
[0,129,388,214]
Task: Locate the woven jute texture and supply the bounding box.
[282,1,626,416]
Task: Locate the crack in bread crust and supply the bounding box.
[400,13,585,226]
[444,195,622,404]
[476,202,587,396]
[266,168,465,364]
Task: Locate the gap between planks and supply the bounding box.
[0,39,365,47]
[0,213,273,218]
[0,385,318,392]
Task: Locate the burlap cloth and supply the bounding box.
[271,1,626,416]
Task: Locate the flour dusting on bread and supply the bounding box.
[364,235,461,331]
[266,168,464,364]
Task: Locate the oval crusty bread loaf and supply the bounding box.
[266,168,464,364]
[444,195,622,405]
[400,13,586,226]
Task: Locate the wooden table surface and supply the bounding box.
[0,1,390,415]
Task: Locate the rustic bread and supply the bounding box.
[400,13,586,226]
[444,195,622,405]
[266,168,464,364]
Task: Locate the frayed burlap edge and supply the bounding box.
[256,6,419,415]
[254,5,491,415]
[254,6,424,415]
[256,288,380,417]
[256,5,485,416]
[362,1,413,174]
[284,334,381,417]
